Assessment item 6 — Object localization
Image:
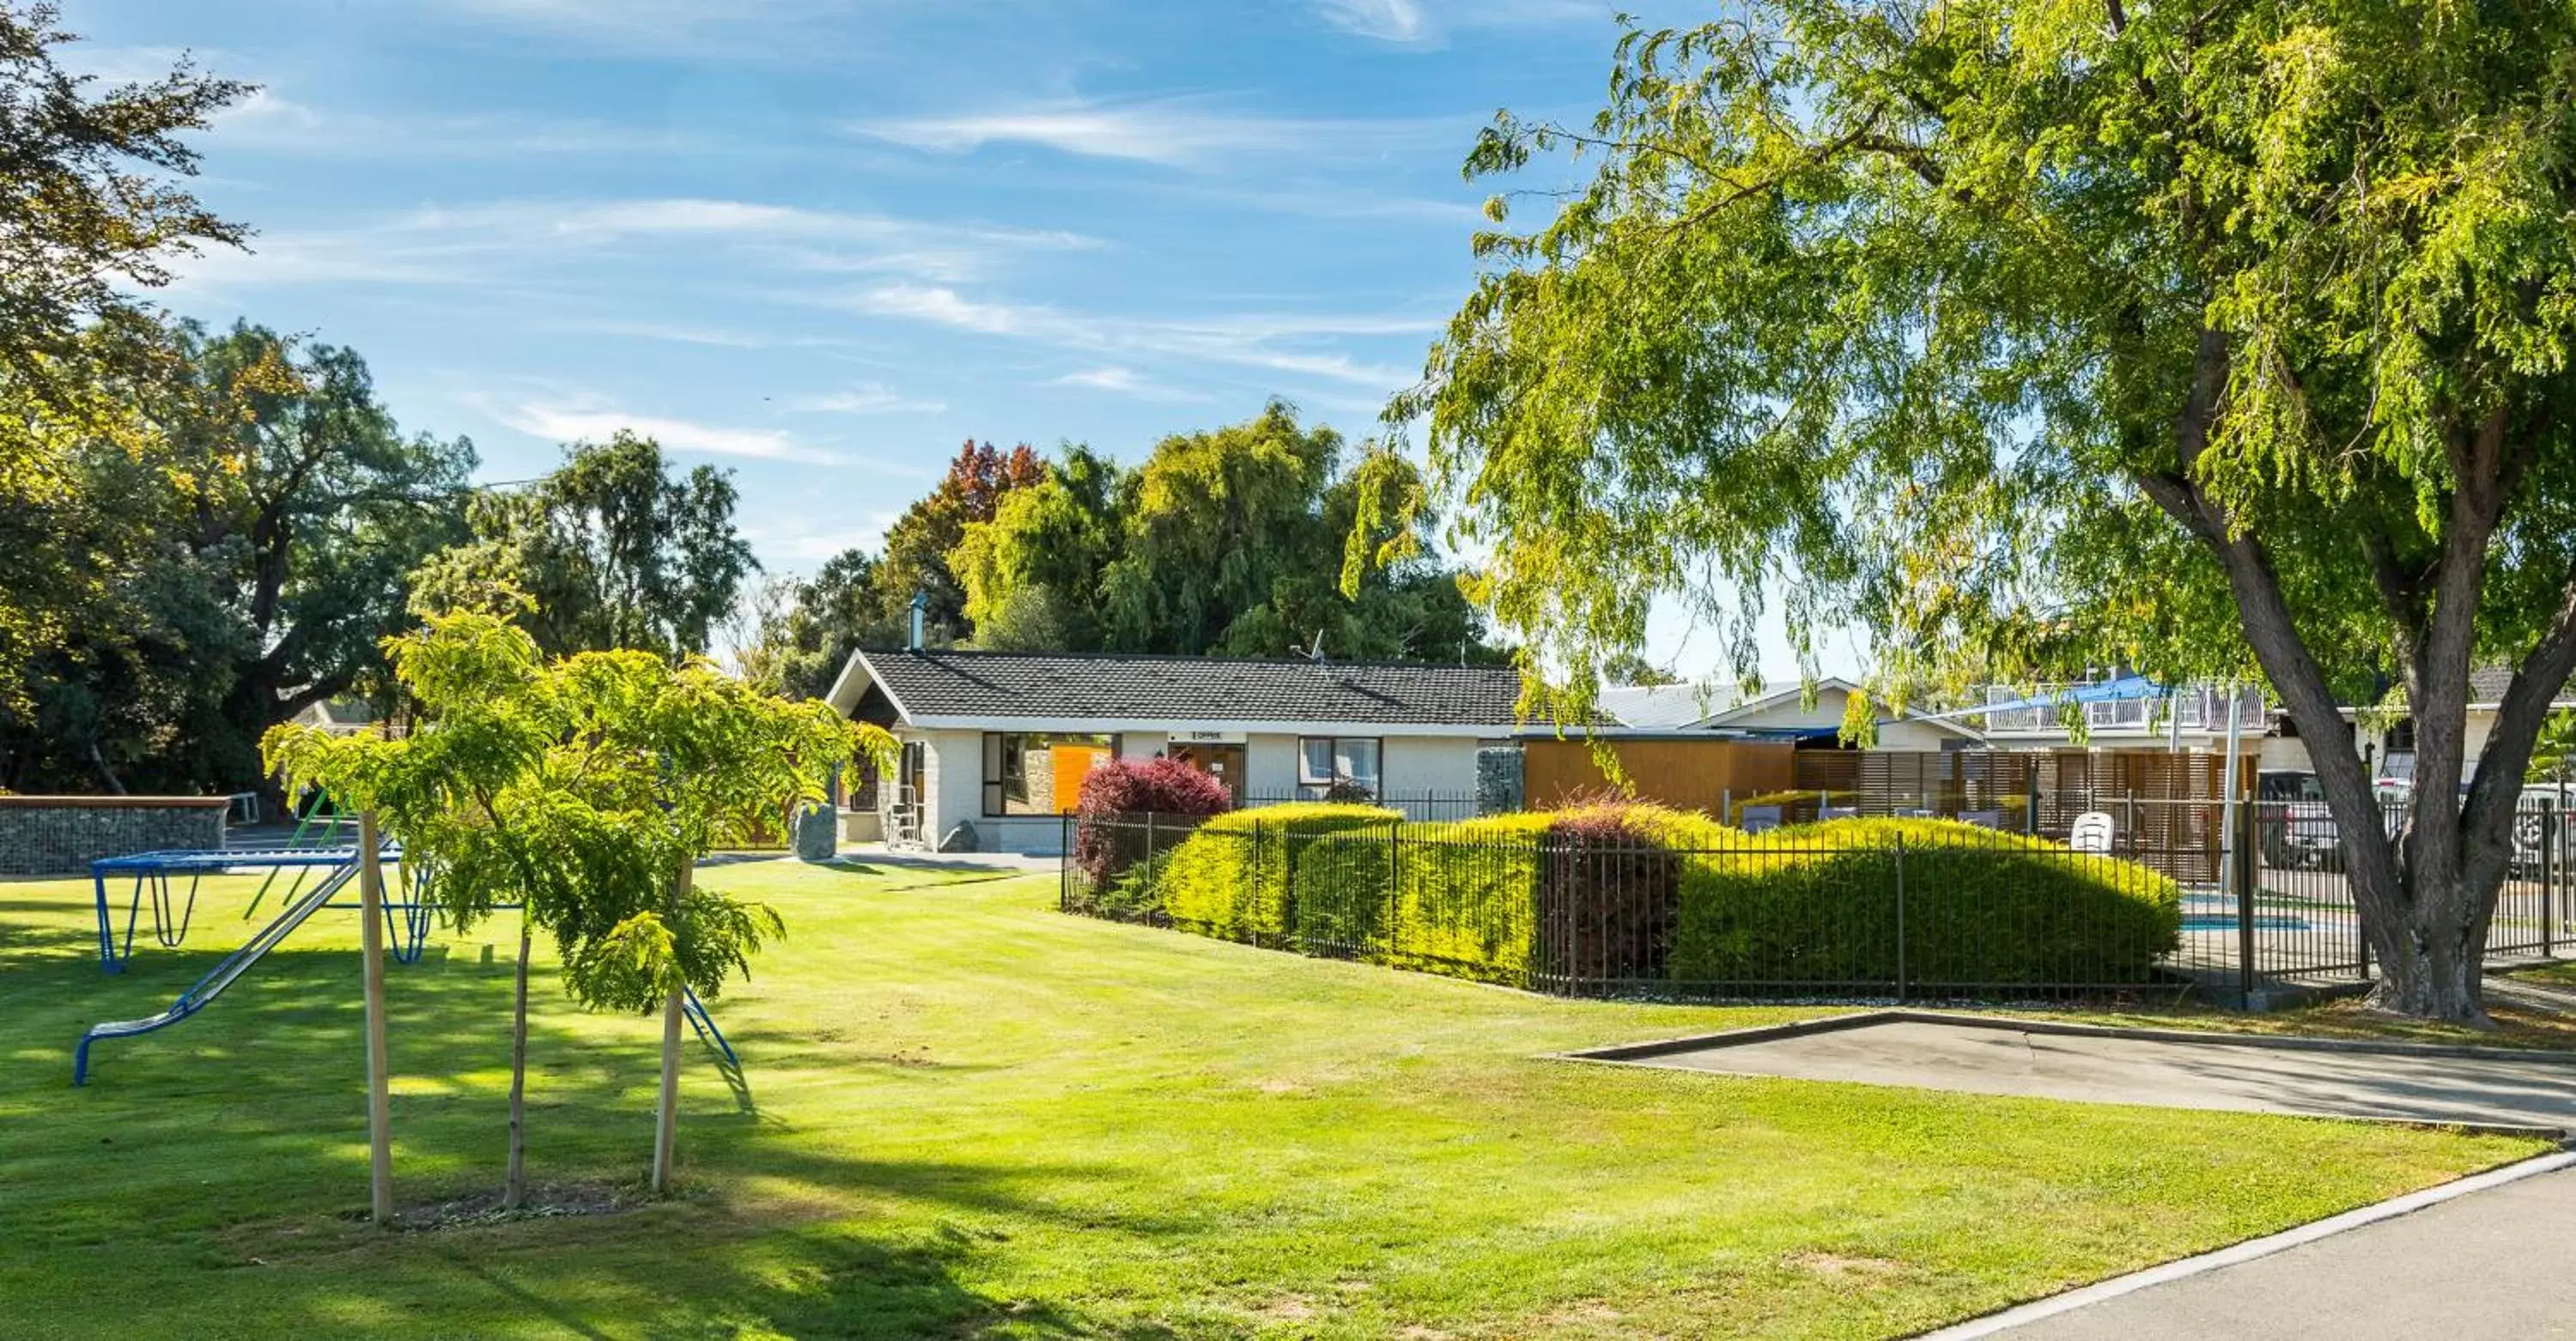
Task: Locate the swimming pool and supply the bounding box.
[2181,913,2315,931]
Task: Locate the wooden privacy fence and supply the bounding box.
[1523,737,1795,814]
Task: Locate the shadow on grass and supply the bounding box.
[5,928,1189,1338]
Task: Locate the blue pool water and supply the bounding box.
[2181,913,2314,931]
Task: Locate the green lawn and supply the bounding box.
[0,859,2543,1340]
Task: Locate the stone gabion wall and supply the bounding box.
[0,800,228,876]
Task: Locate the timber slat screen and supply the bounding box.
[1783,750,2245,882]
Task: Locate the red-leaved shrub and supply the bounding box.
[1540,803,1684,985]
[1072,757,1234,889]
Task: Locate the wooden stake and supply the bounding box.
[649,857,693,1194]
[504,916,532,1211]
[357,810,396,1225]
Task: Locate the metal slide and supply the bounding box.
[73,860,359,1085]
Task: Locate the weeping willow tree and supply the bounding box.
[1381,0,2576,1020]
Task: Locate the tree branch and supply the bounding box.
[2130,327,2404,919]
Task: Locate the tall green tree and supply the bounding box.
[954,407,1500,661]
[1391,4,2576,1019]
[537,647,881,1192]
[416,432,755,660]
[951,443,1130,651]
[0,4,247,701]
[735,549,908,700]
[872,439,1047,644]
[3,321,472,792]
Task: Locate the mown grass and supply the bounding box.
[0,858,2544,1340]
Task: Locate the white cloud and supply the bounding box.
[500,401,844,464]
[851,100,1456,169]
[437,0,851,58]
[556,319,782,348]
[171,196,1090,294]
[1315,0,1434,42]
[1048,366,1202,402]
[216,88,706,159]
[1312,0,1619,45]
[788,384,947,414]
[745,512,905,566]
[855,103,1313,167]
[842,284,1424,389]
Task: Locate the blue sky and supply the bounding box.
[66,0,1840,679]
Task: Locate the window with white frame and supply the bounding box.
[1297,736,1381,798]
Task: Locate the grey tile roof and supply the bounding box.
[856,649,1524,727]
[2459,667,2576,706]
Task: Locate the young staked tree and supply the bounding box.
[1388,3,2576,1020]
[537,649,887,1192]
[264,612,575,1211]
[266,613,891,1204]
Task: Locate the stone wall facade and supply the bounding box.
[0,798,228,875]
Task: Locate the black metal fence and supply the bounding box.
[1061,796,2576,1005]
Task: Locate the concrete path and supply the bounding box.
[1985,1164,2576,1339]
[1624,1017,2576,1131]
[831,843,1059,875]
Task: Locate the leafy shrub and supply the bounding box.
[1120,802,2178,998]
[1160,803,1399,944]
[1534,802,1728,984]
[1071,756,1232,889]
[1090,847,1172,919]
[1383,813,1553,983]
[1667,817,2181,990]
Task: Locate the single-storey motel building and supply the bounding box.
[823,647,1526,854]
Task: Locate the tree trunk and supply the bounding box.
[648,858,692,1195]
[503,917,532,1211]
[2354,829,2500,1024]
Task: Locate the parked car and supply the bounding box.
[2256,770,2341,869]
[2254,770,2410,871]
[2361,777,2569,875]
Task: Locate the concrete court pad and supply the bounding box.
[1598,1016,2576,1132]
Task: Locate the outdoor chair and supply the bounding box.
[2069,811,2116,855]
[1960,809,2006,829]
[1741,804,1783,834]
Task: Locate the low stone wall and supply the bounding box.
[0,797,229,876]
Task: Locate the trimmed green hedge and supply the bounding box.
[1160,804,1399,945]
[1130,805,2181,995]
[1667,818,2181,988]
[1384,813,1554,983]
